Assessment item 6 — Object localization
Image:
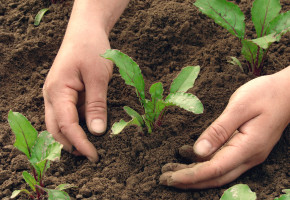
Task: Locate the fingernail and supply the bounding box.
[193,139,212,157]
[90,119,106,134]
[88,156,98,163]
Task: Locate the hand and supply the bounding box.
[43,29,112,162]
[160,67,290,189]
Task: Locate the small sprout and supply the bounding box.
[8,111,73,199]
[220,184,257,200]
[194,0,290,76]
[102,49,203,135]
[227,56,244,73]
[34,8,49,26]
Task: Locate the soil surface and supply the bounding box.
[0,0,289,199]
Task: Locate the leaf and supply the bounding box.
[22,171,37,192]
[124,106,144,126]
[8,111,38,158]
[11,189,31,199]
[55,184,75,191]
[150,82,164,102]
[227,56,243,72]
[274,189,290,200]
[29,131,62,178]
[165,93,203,114]
[101,49,146,102]
[111,118,141,135]
[34,8,49,26]
[220,184,257,200]
[47,189,70,200]
[251,33,280,49]
[149,82,165,122]
[194,0,245,39]
[170,66,200,93]
[267,11,290,36]
[241,39,264,67]
[251,0,281,37]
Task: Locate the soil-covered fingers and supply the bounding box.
[159,131,256,189]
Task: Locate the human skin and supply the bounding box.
[159,66,290,189]
[44,0,290,189]
[43,0,130,162]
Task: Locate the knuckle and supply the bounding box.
[207,123,229,145]
[212,163,225,178]
[86,100,107,113]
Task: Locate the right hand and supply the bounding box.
[43,29,112,162]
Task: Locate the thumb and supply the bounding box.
[84,69,110,136]
[193,103,260,157]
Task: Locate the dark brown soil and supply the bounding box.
[0,0,289,199]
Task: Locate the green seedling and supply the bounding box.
[34,8,49,26]
[221,184,289,200]
[194,0,289,76]
[8,111,73,200]
[102,49,203,135]
[220,184,256,200]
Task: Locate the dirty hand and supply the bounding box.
[43,28,112,162]
[160,67,290,189]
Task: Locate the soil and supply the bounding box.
[0,0,289,199]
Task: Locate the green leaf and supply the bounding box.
[34,8,49,26]
[55,184,75,191]
[170,66,200,93]
[251,33,280,49]
[150,82,164,102]
[22,171,37,192]
[11,189,31,199]
[111,118,141,135]
[267,11,290,36]
[227,56,243,72]
[142,116,153,133]
[124,106,144,126]
[101,49,146,102]
[274,189,290,200]
[220,184,257,200]
[29,131,62,178]
[8,111,38,158]
[194,0,245,39]
[47,189,70,200]
[165,93,203,114]
[251,0,281,37]
[241,39,264,67]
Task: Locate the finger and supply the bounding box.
[53,90,98,162]
[161,163,197,173]
[160,130,255,189]
[193,100,260,157]
[160,162,249,189]
[44,100,73,152]
[178,145,209,162]
[83,64,110,136]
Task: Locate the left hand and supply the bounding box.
[159,67,290,189]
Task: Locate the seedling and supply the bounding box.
[102,49,203,135]
[34,8,49,26]
[194,0,290,76]
[220,184,290,200]
[8,111,73,200]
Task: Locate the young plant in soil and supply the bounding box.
[102,49,203,135]
[8,111,73,200]
[194,0,290,76]
[220,184,290,200]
